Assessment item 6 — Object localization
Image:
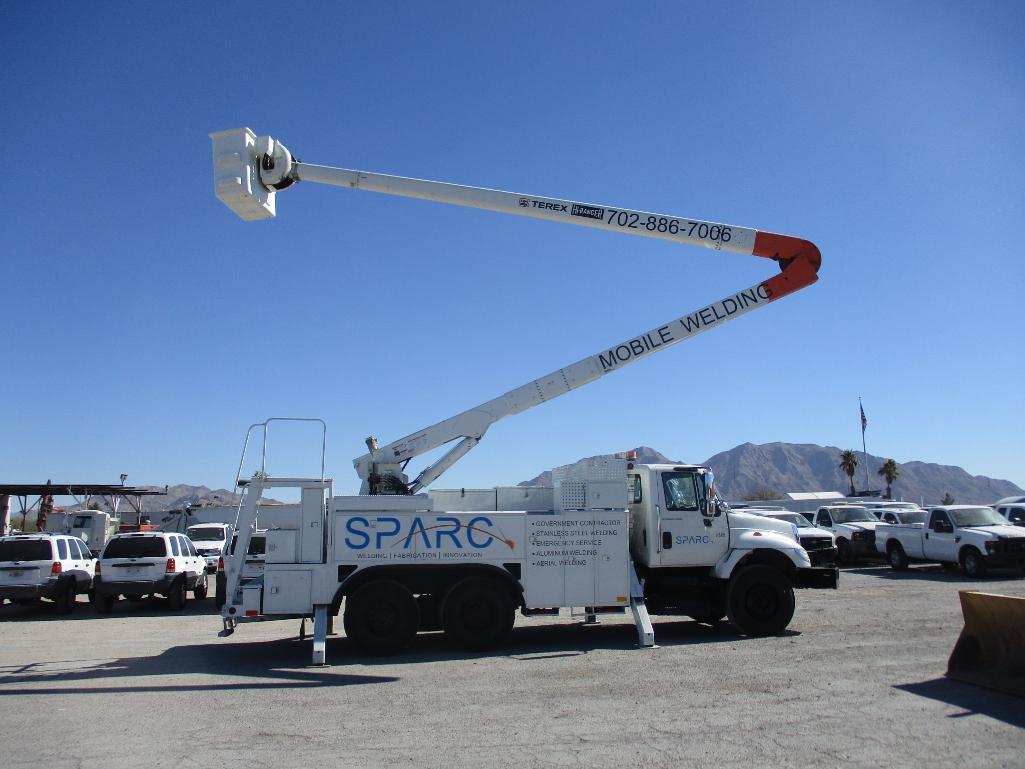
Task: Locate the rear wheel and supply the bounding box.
[166,578,187,610]
[887,543,909,571]
[95,592,115,614]
[193,574,208,600]
[343,580,419,656]
[726,565,796,636]
[836,539,853,565]
[214,573,226,609]
[54,580,76,615]
[442,577,516,651]
[961,547,987,578]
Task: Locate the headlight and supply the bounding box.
[851,532,865,541]
[985,540,998,553]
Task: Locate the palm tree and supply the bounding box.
[877,459,899,499]
[839,449,859,496]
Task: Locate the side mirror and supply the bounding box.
[702,500,717,517]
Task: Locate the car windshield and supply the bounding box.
[103,537,167,558]
[894,512,926,524]
[0,540,52,561]
[832,508,876,523]
[765,513,809,528]
[950,508,1006,527]
[187,527,225,542]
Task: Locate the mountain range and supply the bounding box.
[80,443,1022,512]
[520,442,1023,505]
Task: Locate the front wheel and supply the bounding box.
[887,543,909,571]
[726,565,796,636]
[442,577,516,651]
[343,580,420,656]
[961,547,988,578]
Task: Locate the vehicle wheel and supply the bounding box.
[726,564,796,636]
[442,576,516,651]
[193,574,208,600]
[887,543,909,571]
[166,578,187,610]
[961,547,987,578]
[95,593,115,614]
[343,580,419,656]
[836,539,853,566]
[54,580,77,615]
[214,573,226,609]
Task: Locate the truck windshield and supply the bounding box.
[187,527,226,542]
[832,508,876,523]
[661,473,700,512]
[103,537,167,558]
[0,540,52,561]
[950,508,1006,527]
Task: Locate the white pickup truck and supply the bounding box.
[809,505,884,564]
[875,505,1025,577]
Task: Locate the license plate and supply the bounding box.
[9,571,23,578]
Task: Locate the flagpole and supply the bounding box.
[860,397,869,494]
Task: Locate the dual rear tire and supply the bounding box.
[342,576,516,656]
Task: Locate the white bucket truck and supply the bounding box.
[209,129,831,663]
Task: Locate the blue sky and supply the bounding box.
[3,1,1023,498]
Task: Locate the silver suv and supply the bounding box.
[0,534,96,614]
[94,532,207,612]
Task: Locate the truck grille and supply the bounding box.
[864,530,876,546]
[801,536,833,551]
[1004,538,1024,553]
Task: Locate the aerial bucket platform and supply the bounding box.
[946,590,1025,698]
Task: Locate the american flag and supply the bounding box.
[860,403,868,433]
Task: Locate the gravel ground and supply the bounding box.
[1,564,1023,769]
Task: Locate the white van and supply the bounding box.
[186,523,234,573]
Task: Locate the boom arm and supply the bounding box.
[210,128,821,493]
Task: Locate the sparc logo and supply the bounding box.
[343,515,515,551]
[518,198,529,207]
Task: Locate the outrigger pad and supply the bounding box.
[946,590,1025,698]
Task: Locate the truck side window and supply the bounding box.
[661,473,699,512]
[1009,507,1025,524]
[628,475,642,504]
[930,512,952,532]
[819,512,833,527]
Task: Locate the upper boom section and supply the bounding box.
[210,128,821,492]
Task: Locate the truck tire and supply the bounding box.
[887,542,909,571]
[836,539,853,566]
[193,574,208,600]
[95,593,115,614]
[54,579,76,615]
[961,547,987,578]
[166,578,187,610]
[343,580,420,656]
[726,565,795,636]
[441,576,516,651]
[214,573,226,609]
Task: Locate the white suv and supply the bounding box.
[94,532,207,612]
[0,534,96,614]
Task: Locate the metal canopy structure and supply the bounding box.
[0,483,168,534]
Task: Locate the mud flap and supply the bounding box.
[946,590,1025,698]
